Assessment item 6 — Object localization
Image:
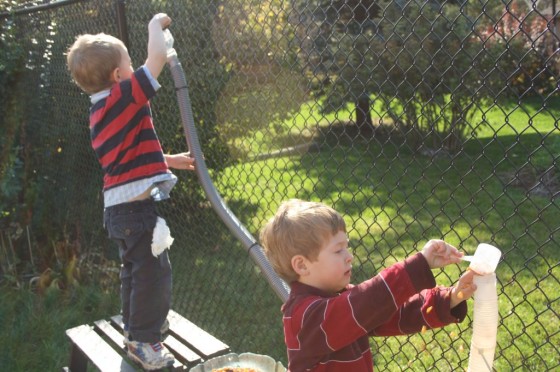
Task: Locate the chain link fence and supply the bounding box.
[1,0,559,370]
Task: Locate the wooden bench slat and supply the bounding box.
[94,319,126,351]
[110,315,125,332]
[67,311,230,371]
[65,324,136,372]
[167,310,230,359]
[164,334,202,367]
[109,315,202,369]
[98,318,186,370]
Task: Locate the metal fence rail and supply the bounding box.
[1,0,558,370]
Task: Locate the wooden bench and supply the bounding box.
[63,309,230,371]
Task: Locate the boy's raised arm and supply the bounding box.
[145,13,172,80]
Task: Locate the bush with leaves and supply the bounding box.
[292,0,553,151]
[475,0,559,97]
[0,16,27,229]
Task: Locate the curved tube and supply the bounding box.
[165,40,289,302]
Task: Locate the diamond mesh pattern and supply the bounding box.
[1,0,558,370]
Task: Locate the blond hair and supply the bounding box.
[66,33,124,94]
[260,199,346,283]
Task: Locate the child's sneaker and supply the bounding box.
[127,340,174,370]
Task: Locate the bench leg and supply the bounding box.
[68,343,88,372]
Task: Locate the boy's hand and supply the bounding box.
[149,13,172,30]
[450,269,477,308]
[421,239,462,269]
[146,13,172,80]
[165,152,195,171]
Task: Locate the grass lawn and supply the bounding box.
[210,95,559,370]
[0,284,120,371]
[0,96,557,371]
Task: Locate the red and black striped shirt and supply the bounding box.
[89,68,169,191]
[282,253,467,371]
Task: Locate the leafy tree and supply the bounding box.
[291,0,381,130]
[291,0,552,151]
[1,4,46,231]
[372,0,498,150]
[475,0,560,97]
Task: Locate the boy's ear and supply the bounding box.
[111,67,120,83]
[291,255,309,277]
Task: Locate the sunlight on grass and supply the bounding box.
[214,96,559,370]
[225,99,356,156]
[474,97,560,138]
[4,97,555,371]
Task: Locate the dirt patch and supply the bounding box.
[498,165,559,198]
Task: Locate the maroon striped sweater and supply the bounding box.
[282,253,467,371]
[89,68,169,191]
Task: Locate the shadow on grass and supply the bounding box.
[134,116,559,369]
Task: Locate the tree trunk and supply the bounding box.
[355,94,373,130]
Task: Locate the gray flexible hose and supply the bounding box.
[165,46,289,303]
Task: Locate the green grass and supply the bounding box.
[1,96,558,371]
[216,143,558,370]
[211,95,560,370]
[0,284,120,371]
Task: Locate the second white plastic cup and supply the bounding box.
[469,243,502,274]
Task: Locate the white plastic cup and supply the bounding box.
[468,272,499,370]
[469,243,502,274]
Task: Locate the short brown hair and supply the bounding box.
[260,199,346,283]
[66,33,124,94]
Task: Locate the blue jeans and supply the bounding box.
[104,198,172,343]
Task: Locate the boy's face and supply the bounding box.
[299,230,353,293]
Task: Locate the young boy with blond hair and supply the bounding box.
[67,13,195,370]
[260,199,476,372]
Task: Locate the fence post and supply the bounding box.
[115,0,129,50]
